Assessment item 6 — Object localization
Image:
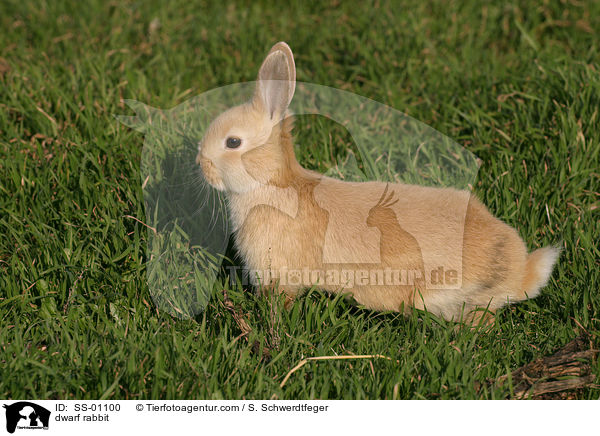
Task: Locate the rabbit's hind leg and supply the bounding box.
[411,285,497,324]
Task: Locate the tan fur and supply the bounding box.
[197,42,559,324]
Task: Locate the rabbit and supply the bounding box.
[196,41,560,324]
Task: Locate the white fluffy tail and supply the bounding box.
[522,246,560,298]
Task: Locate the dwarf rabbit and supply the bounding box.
[196,42,559,324]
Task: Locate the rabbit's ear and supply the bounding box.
[254,42,296,120]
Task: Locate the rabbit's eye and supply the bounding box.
[226,137,242,149]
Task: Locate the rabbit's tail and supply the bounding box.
[520,246,560,299]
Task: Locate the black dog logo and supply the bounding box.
[3,402,50,433]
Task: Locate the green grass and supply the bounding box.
[1,0,599,399]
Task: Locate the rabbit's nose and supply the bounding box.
[195,151,202,165]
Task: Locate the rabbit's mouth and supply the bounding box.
[197,156,225,191]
